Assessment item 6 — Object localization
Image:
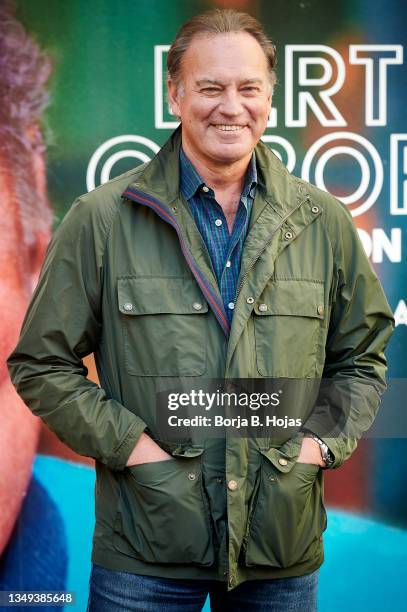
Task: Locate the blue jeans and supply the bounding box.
[87,563,319,611]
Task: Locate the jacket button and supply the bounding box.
[284,231,293,240]
[311,205,319,214]
[258,303,268,312]
[123,302,133,311]
[188,472,196,481]
[317,305,324,315]
[278,458,288,466]
[192,302,203,311]
[228,479,238,491]
[246,296,254,304]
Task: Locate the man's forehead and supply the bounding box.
[175,32,272,92]
[182,32,269,67]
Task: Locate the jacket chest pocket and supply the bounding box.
[118,277,208,377]
[253,280,325,378]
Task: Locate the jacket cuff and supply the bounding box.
[320,438,344,469]
[109,418,147,471]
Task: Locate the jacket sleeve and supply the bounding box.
[7,196,147,471]
[302,196,395,469]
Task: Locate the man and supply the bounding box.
[8,8,394,611]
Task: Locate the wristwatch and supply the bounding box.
[303,431,335,468]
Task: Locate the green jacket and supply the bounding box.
[7,127,394,590]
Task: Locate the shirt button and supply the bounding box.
[284,230,293,240]
[228,480,238,491]
[228,302,235,310]
[215,219,223,227]
[317,304,324,316]
[202,185,209,193]
[188,473,196,481]
[278,458,288,466]
[123,302,133,311]
[311,205,319,214]
[246,297,255,304]
[192,302,203,311]
[258,303,268,312]
[226,260,232,268]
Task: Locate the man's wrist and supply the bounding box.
[302,430,335,468]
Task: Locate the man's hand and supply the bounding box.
[296,436,326,467]
[126,432,173,467]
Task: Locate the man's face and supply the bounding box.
[167,32,272,166]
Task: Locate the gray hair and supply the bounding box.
[0,0,53,252]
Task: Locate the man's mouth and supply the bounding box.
[213,124,246,132]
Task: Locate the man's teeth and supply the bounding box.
[214,125,244,131]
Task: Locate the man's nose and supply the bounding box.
[218,90,244,116]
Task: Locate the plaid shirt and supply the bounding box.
[179,147,257,325]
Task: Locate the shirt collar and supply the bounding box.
[179,146,257,202]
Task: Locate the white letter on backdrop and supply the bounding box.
[285,45,346,127]
[349,45,403,126]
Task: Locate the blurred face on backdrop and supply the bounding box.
[0,5,52,553]
[0,131,51,553]
[167,31,272,169]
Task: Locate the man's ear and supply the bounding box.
[167,78,181,119]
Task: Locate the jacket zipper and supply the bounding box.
[235,196,309,302]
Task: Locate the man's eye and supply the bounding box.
[201,87,221,94]
[242,87,260,93]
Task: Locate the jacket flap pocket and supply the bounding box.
[260,432,305,473]
[254,280,324,318]
[118,277,208,315]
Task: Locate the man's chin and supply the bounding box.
[208,143,253,165]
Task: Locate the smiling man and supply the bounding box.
[7,8,394,612]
